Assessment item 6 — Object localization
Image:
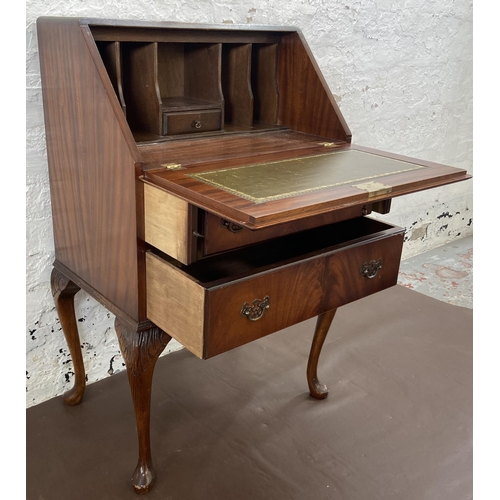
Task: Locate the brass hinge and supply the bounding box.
[352,181,392,198]
[160,163,182,170]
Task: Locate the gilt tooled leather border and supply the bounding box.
[186,150,425,204]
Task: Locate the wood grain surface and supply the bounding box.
[37,18,143,320]
[143,183,198,265]
[146,218,404,359]
[146,252,206,357]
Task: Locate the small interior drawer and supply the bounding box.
[162,109,222,135]
[146,217,404,359]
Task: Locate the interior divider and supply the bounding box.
[184,43,224,111]
[95,41,127,115]
[251,44,279,126]
[97,38,281,138]
[157,42,185,107]
[221,44,254,127]
[121,42,162,135]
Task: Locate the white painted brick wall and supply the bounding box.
[26,0,473,407]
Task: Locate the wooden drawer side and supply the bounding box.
[144,183,196,265]
[146,252,205,357]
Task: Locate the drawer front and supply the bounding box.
[146,226,404,360]
[162,109,222,135]
[205,232,403,357]
[203,204,380,256]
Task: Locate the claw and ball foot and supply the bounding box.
[115,319,172,494]
[50,267,86,406]
[307,309,337,399]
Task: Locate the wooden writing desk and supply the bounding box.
[37,17,470,494]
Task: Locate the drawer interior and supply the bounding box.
[151,217,401,287]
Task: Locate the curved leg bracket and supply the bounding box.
[307,309,337,400]
[50,267,85,406]
[115,318,171,495]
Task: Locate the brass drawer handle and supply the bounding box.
[360,258,382,278]
[241,296,270,321]
[192,120,202,129]
[220,218,244,233]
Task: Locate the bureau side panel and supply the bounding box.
[37,18,142,320]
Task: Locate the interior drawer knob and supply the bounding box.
[360,258,382,278]
[241,296,270,321]
[192,120,202,129]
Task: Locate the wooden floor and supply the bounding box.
[26,285,472,500]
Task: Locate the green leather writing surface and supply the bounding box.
[188,150,426,203]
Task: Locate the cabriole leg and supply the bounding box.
[115,318,171,495]
[307,309,337,399]
[50,267,85,406]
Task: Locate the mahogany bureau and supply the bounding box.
[37,17,470,494]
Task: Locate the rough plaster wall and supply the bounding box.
[26,0,473,407]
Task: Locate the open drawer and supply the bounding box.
[143,180,388,265]
[146,217,404,359]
